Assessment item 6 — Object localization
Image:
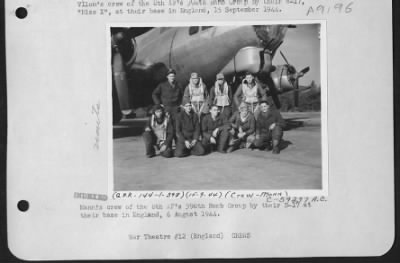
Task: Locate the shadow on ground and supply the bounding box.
[284,118,306,131]
[280,139,293,151]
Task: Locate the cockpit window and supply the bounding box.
[201,26,213,31]
[189,26,199,35]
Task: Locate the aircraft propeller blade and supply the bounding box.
[299,66,310,75]
[277,50,311,109]
[280,50,291,66]
[291,67,310,107]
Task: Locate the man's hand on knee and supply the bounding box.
[185,140,192,149]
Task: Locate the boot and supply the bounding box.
[227,146,235,153]
[239,141,246,149]
[146,153,156,158]
[265,143,273,151]
[217,144,227,153]
[146,147,156,158]
[272,140,280,154]
[210,144,217,153]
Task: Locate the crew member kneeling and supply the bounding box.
[142,104,174,158]
[227,102,256,153]
[175,100,205,157]
[201,104,231,153]
[253,100,285,154]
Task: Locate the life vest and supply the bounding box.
[242,81,259,104]
[188,79,206,103]
[151,115,168,144]
[214,81,230,106]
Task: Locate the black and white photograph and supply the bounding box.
[111,23,326,191]
[5,0,396,260]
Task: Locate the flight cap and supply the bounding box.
[190,72,199,79]
[216,73,224,80]
[166,68,176,76]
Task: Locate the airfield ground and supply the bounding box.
[113,112,322,191]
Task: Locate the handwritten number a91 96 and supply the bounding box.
[306,2,353,16]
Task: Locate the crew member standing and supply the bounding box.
[209,73,233,119]
[174,100,206,157]
[142,104,174,158]
[234,72,266,119]
[201,104,231,153]
[252,100,285,154]
[152,69,184,122]
[227,102,256,153]
[183,72,208,121]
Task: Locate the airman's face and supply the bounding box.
[192,77,200,85]
[184,104,192,114]
[260,103,270,113]
[217,78,224,84]
[245,74,254,83]
[239,106,248,116]
[167,74,175,83]
[154,109,163,118]
[210,106,219,118]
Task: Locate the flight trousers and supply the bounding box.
[163,105,179,122]
[142,131,173,158]
[201,129,230,153]
[253,126,283,150]
[245,102,260,120]
[174,138,205,157]
[227,133,256,152]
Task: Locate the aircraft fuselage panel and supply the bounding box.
[134,26,266,86]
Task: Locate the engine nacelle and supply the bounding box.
[220,47,273,77]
